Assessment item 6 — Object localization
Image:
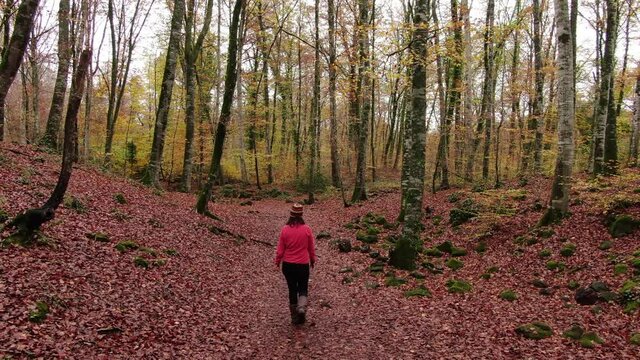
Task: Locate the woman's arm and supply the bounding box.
[274,228,285,266]
[308,227,317,266]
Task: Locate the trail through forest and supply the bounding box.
[1,144,639,359]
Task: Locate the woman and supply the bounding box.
[274,203,317,325]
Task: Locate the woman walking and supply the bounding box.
[274,204,317,325]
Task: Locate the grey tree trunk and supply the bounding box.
[523,0,544,174]
[42,0,70,150]
[328,0,342,188]
[180,0,214,192]
[540,0,575,225]
[142,0,186,187]
[630,73,640,166]
[391,0,429,271]
[0,0,40,142]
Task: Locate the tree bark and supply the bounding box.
[630,73,640,166]
[328,0,341,188]
[143,0,186,187]
[196,0,244,215]
[0,0,40,142]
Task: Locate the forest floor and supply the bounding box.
[1,144,640,359]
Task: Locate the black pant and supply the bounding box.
[282,262,310,305]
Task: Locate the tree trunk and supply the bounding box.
[143,0,186,187]
[540,0,574,225]
[390,0,429,271]
[351,0,371,203]
[5,50,90,244]
[328,0,342,188]
[196,0,244,215]
[592,0,618,175]
[630,73,640,166]
[42,0,70,150]
[0,0,40,142]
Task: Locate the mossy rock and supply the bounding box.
[515,322,553,340]
[422,261,444,275]
[538,249,552,258]
[474,241,487,253]
[133,256,150,268]
[579,332,604,348]
[139,247,158,256]
[531,279,549,288]
[115,240,139,252]
[480,273,492,280]
[546,260,565,271]
[567,280,580,290]
[446,279,472,294]
[630,333,640,346]
[366,226,380,236]
[436,241,454,254]
[450,247,468,257]
[514,235,538,246]
[425,247,444,257]
[85,232,109,242]
[562,324,584,340]
[64,196,87,213]
[337,239,352,253]
[449,208,478,226]
[339,267,354,274]
[317,231,331,239]
[614,263,628,276]
[499,289,518,302]
[560,243,576,257]
[239,200,253,206]
[598,240,613,251]
[609,215,640,238]
[631,258,640,270]
[619,279,640,313]
[534,227,555,238]
[447,192,461,203]
[0,209,9,223]
[113,193,127,204]
[410,271,425,279]
[445,258,464,271]
[388,237,418,270]
[152,259,167,267]
[365,282,380,289]
[384,276,406,287]
[28,301,49,323]
[404,286,432,298]
[356,231,378,244]
[164,249,179,256]
[369,264,385,273]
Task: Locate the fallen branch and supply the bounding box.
[208,225,273,246]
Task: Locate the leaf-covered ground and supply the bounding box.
[1,144,639,359]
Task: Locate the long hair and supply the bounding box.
[286,216,305,226]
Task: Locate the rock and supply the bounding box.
[531,279,549,288]
[410,271,425,279]
[445,258,464,271]
[609,215,640,238]
[369,251,380,259]
[424,247,444,257]
[446,279,472,294]
[598,240,613,250]
[539,288,554,296]
[575,287,599,305]
[338,267,353,273]
[404,286,431,298]
[589,281,610,292]
[337,239,352,253]
[317,231,331,239]
[562,324,585,340]
[359,244,371,253]
[515,322,553,340]
[630,333,640,346]
[436,241,454,253]
[579,332,604,348]
[449,208,477,226]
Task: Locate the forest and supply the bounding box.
[0,0,639,358]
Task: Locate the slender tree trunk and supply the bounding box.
[143,0,186,187]
[507,0,521,176]
[196,0,244,215]
[523,0,544,174]
[630,73,640,166]
[0,0,40,142]
[42,0,70,149]
[391,0,429,271]
[328,0,342,188]
[592,0,618,175]
[540,0,574,225]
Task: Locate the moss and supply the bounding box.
[64,196,86,213]
[369,263,385,273]
[559,243,576,257]
[475,241,487,253]
[388,236,418,270]
[425,247,444,257]
[133,256,150,268]
[365,282,380,289]
[480,273,492,280]
[449,208,477,226]
[499,289,518,301]
[614,263,628,276]
[356,231,378,244]
[450,247,468,257]
[164,249,179,256]
[447,192,461,203]
[579,332,604,348]
[139,247,158,256]
[28,301,49,323]
[113,193,127,204]
[445,258,464,271]
[404,286,432,298]
[422,261,444,275]
[85,232,109,242]
[316,231,331,239]
[630,333,640,346]
[446,279,472,293]
[486,266,499,274]
[384,276,406,287]
[538,249,552,258]
[410,271,426,279]
[531,279,549,288]
[436,241,454,253]
[515,322,553,340]
[598,240,613,251]
[432,216,443,226]
[0,209,9,223]
[609,215,640,238]
[152,259,167,267]
[514,235,538,246]
[534,227,555,238]
[620,279,640,313]
[115,240,139,252]
[562,325,584,340]
[546,260,565,271]
[632,258,640,270]
[568,280,580,290]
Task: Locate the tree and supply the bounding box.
[307,0,321,204]
[390,0,428,271]
[328,0,341,189]
[352,0,371,202]
[4,49,90,244]
[41,0,70,150]
[540,0,574,225]
[180,0,214,192]
[0,0,40,142]
[630,72,640,166]
[196,0,245,215]
[142,0,186,187]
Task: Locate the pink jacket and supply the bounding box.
[274,224,317,266]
